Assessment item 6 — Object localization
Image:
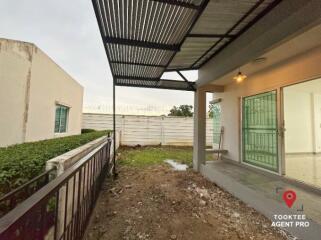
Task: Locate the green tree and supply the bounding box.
[168,105,193,117]
[208,103,214,118]
[209,103,221,118]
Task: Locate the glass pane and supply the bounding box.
[54,106,61,133]
[242,91,278,172]
[59,107,68,133]
[212,104,221,145]
[55,105,69,133]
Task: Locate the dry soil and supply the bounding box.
[85,164,290,240]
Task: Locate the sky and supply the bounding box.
[0,0,199,116]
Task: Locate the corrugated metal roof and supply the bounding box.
[92,0,281,91]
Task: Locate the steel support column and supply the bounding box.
[113,80,117,177]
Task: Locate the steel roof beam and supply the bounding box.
[165,66,199,72]
[198,0,282,68]
[177,71,195,91]
[115,77,196,86]
[161,0,210,74]
[115,83,195,91]
[191,0,267,68]
[105,37,180,51]
[115,79,196,91]
[110,61,166,68]
[187,33,235,38]
[116,79,193,84]
[150,0,200,10]
[114,75,160,81]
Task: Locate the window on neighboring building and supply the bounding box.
[55,104,69,133]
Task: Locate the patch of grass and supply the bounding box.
[119,146,216,168]
[0,130,109,194]
[119,146,196,168]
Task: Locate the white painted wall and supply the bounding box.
[0,39,33,146]
[0,38,83,147]
[25,44,83,142]
[82,113,213,146]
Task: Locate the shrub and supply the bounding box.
[81,129,96,134]
[0,130,109,195]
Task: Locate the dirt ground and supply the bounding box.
[85,164,290,240]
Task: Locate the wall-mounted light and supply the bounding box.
[233,68,247,83]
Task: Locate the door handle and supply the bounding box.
[277,127,286,137]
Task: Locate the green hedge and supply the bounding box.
[0,130,109,195]
[81,129,97,134]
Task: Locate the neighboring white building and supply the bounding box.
[0,38,84,147]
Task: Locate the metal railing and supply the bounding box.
[0,136,113,240]
[0,168,56,218]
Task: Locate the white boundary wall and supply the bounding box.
[82,113,213,146]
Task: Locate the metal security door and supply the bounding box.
[242,91,278,172]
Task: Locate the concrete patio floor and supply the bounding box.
[200,160,321,240]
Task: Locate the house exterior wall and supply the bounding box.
[0,38,83,147]
[210,45,321,162]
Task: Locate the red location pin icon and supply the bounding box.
[283,190,296,208]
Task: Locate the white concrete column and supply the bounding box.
[193,89,206,171]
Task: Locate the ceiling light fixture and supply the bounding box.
[233,68,247,83]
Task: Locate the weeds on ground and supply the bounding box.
[118,146,194,168]
[119,146,201,168]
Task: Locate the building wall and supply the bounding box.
[0,39,34,146]
[26,46,83,142]
[0,38,83,147]
[210,45,321,162]
[82,113,213,146]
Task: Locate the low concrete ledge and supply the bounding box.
[46,136,107,175]
[205,149,228,154]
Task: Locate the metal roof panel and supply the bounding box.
[93,0,282,90]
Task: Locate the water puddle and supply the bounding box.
[164,159,188,171]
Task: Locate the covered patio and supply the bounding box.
[92,0,321,239]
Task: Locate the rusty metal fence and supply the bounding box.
[0,136,113,240]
